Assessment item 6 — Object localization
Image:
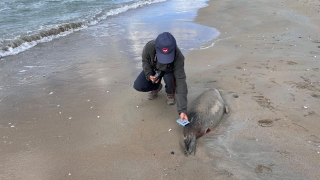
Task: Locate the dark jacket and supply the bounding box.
[142,40,188,114]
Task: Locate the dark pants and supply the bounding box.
[133,71,172,94]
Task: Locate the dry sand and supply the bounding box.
[1,0,320,179]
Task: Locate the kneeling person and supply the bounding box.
[133,32,188,121]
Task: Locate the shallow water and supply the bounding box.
[0,0,219,57]
[0,0,167,56]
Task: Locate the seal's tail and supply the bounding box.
[184,134,197,155]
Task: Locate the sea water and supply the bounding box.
[0,0,219,58]
[0,0,169,57]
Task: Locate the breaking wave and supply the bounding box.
[0,0,167,57]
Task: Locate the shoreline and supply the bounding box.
[0,0,169,58]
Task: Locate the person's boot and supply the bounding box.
[148,84,162,100]
[166,93,176,105]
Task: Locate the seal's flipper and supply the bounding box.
[184,135,191,155]
[225,105,229,114]
[217,89,224,93]
[187,135,197,155]
[188,136,197,155]
[184,135,197,155]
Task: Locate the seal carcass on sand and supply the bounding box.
[184,89,229,155]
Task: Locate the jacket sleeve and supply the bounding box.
[173,50,188,114]
[142,45,154,81]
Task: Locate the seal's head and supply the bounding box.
[183,112,212,155]
[183,128,212,156]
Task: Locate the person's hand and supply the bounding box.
[149,75,160,83]
[180,112,188,122]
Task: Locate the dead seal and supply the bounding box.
[183,89,229,155]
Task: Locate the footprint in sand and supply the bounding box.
[304,111,317,117]
[252,96,274,109]
[269,78,279,84]
[256,73,266,77]
[284,80,319,92]
[258,119,273,127]
[311,93,320,98]
[255,165,272,174]
[287,61,297,65]
[207,80,217,83]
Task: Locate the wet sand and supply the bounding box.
[1,0,320,179]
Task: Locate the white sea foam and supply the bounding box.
[0,0,167,58]
[93,0,167,25]
[0,7,10,12]
[30,1,46,9]
[199,35,234,50]
[24,66,46,68]
[0,26,86,57]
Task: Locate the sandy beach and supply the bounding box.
[1,0,320,179]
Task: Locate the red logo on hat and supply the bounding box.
[162,48,168,53]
